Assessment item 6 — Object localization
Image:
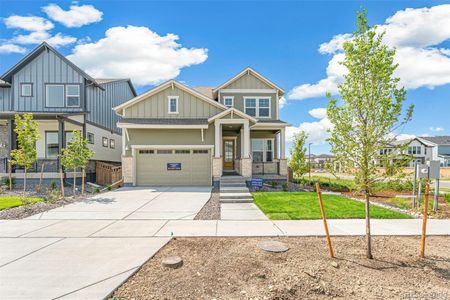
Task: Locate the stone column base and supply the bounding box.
[279,159,288,176]
[241,158,252,178]
[212,157,223,179]
[122,156,133,184]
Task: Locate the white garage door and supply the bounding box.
[136,148,212,186]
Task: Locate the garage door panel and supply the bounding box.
[136,149,211,186]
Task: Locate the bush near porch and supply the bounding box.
[252,192,411,220]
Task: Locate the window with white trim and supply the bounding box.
[224,96,234,108]
[87,132,94,144]
[46,84,65,107]
[102,137,108,147]
[21,83,32,97]
[244,97,271,118]
[168,96,178,114]
[66,85,80,107]
[252,139,273,162]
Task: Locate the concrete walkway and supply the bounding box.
[220,203,268,220]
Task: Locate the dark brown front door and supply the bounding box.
[223,139,235,170]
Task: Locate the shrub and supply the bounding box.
[94,187,100,193]
[2,177,16,188]
[50,180,57,191]
[270,181,278,188]
[45,190,61,203]
[293,176,355,192]
[443,193,450,203]
[282,182,288,191]
[106,184,112,191]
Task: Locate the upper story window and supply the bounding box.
[224,96,234,108]
[66,85,80,107]
[408,146,421,155]
[21,83,32,97]
[168,96,179,114]
[244,97,271,118]
[46,84,81,108]
[87,132,94,144]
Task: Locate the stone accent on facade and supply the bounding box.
[241,158,252,178]
[212,157,223,179]
[235,159,242,175]
[122,156,133,184]
[279,159,288,176]
[0,124,9,173]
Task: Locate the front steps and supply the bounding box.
[219,175,253,203]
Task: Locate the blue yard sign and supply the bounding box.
[251,178,263,188]
[167,163,181,170]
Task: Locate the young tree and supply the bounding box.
[60,130,94,196]
[288,131,309,178]
[10,113,40,192]
[327,9,413,259]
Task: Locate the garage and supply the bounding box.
[135,148,212,186]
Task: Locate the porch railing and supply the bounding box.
[252,162,280,175]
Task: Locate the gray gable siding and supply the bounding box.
[124,85,223,119]
[11,49,84,112]
[86,80,135,133]
[0,87,12,111]
[220,92,278,121]
[223,73,272,89]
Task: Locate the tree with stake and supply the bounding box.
[60,130,94,196]
[10,113,40,192]
[327,9,413,259]
[288,131,309,178]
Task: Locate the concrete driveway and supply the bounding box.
[27,186,212,220]
[0,186,211,299]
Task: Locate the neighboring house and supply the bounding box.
[310,154,334,169]
[0,42,136,180]
[114,67,289,186]
[417,136,450,167]
[377,137,445,167]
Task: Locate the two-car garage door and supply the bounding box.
[136,148,212,186]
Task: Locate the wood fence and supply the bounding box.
[96,161,122,186]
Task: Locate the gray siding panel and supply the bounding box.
[0,88,12,111]
[86,80,135,133]
[11,49,84,113]
[220,92,278,121]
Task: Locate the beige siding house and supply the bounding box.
[114,67,289,186]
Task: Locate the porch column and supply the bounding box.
[240,127,244,158]
[280,127,286,159]
[214,120,221,158]
[243,120,250,158]
[7,119,14,154]
[57,119,65,170]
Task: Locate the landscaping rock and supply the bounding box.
[162,256,183,269]
[257,240,289,253]
[331,261,339,268]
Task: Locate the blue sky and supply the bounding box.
[1,1,449,155]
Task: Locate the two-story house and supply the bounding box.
[0,42,136,180]
[114,67,289,186]
[418,136,450,167]
[377,137,437,167]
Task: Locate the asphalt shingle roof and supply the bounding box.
[419,136,450,145]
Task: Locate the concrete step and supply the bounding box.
[221,175,244,179]
[220,183,247,188]
[220,179,246,184]
[220,198,254,203]
[219,187,250,193]
[220,192,253,199]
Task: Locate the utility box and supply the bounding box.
[429,160,441,179]
[418,164,429,178]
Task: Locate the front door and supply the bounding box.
[223,139,235,170]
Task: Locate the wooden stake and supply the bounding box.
[59,168,65,198]
[316,182,334,258]
[420,182,430,258]
[81,169,85,195]
[8,160,12,191]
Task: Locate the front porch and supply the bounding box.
[211,112,288,180]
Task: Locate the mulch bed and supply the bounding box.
[249,182,308,193]
[194,186,220,220]
[111,236,450,299]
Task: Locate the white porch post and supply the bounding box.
[243,120,250,158]
[240,128,244,158]
[280,127,286,159]
[214,120,221,158]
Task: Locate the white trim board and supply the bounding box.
[117,123,208,129]
[132,145,214,149]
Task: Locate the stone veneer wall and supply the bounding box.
[241,158,252,178]
[0,124,9,173]
[212,157,222,179]
[279,159,288,176]
[122,156,133,184]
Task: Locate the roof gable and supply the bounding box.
[213,67,285,96]
[208,107,257,123]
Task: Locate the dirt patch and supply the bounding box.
[194,186,220,220]
[112,236,450,299]
[344,191,450,219]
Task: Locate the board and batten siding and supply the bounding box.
[12,49,85,112]
[86,80,135,133]
[124,86,223,119]
[0,87,12,111]
[222,73,273,90]
[220,92,278,121]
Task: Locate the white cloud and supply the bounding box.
[287,107,333,144]
[396,133,416,140]
[308,107,327,119]
[279,96,286,109]
[68,26,208,86]
[429,126,444,132]
[0,43,27,54]
[12,31,76,47]
[42,3,103,28]
[4,15,54,31]
[289,4,450,101]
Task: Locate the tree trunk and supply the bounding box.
[365,190,373,259]
[73,167,76,196]
[23,167,27,192]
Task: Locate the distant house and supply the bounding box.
[417,136,450,167]
[0,42,136,180]
[310,154,334,169]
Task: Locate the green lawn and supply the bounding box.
[253,192,411,220]
[0,197,43,211]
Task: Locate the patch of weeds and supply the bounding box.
[45,189,61,203]
[282,182,288,192]
[94,187,100,193]
[2,177,16,188]
[106,184,112,191]
[50,180,57,191]
[443,193,450,203]
[270,181,278,188]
